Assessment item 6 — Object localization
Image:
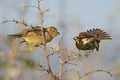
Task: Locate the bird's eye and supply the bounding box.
[53,30,55,32]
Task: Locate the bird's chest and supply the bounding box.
[23,31,53,46]
[45,32,53,42]
[76,41,87,50]
[76,38,95,50]
[81,38,94,45]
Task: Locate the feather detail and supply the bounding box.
[7,34,22,42]
[87,28,112,40]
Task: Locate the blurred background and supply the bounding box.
[0,0,120,80]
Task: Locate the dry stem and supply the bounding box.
[2,19,29,26]
[57,30,66,78]
[36,0,51,72]
[79,69,112,80]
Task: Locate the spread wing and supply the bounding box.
[87,28,112,40]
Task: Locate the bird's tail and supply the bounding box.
[87,28,112,40]
[7,34,21,42]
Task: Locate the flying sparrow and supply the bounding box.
[73,28,111,51]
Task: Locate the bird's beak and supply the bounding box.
[73,36,80,41]
[58,32,60,35]
[73,36,76,40]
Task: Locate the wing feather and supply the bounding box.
[87,28,112,40]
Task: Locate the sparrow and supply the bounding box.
[8,26,60,46]
[73,28,112,51]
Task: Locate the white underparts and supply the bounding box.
[82,38,94,45]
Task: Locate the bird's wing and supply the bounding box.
[87,28,112,40]
[7,29,31,42]
[7,33,22,42]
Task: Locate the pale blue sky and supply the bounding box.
[0,0,120,32]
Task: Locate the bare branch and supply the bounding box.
[42,47,52,71]
[57,30,66,78]
[48,74,59,80]
[22,1,53,79]
[62,69,76,76]
[48,48,67,57]
[79,69,112,80]
[35,64,48,72]
[35,64,59,80]
[22,5,38,9]
[62,56,77,64]
[2,19,29,26]
[35,64,51,74]
[36,0,52,77]
[59,30,66,45]
[65,62,78,65]
[42,9,49,14]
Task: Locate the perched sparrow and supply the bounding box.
[8,26,60,46]
[73,28,111,51]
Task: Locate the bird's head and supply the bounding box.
[47,26,60,37]
[79,32,88,38]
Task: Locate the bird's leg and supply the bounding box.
[93,41,99,51]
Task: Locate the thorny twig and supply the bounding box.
[23,0,57,79]
[62,56,77,64]
[36,1,59,80]
[48,48,67,57]
[56,30,81,78]
[36,64,59,80]
[62,69,76,76]
[22,5,49,14]
[58,30,66,79]
[62,69,112,80]
[36,64,58,80]
[36,0,51,72]
[35,64,51,74]
[79,69,112,80]
[22,5,37,9]
[2,19,29,26]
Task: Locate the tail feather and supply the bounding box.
[7,34,21,42]
[87,28,112,40]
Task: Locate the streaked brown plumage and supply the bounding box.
[8,26,60,46]
[73,28,111,51]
